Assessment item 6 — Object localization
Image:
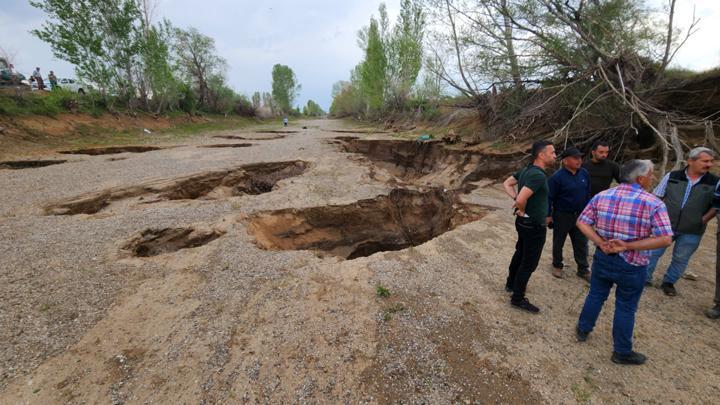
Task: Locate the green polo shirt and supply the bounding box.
[513,164,549,225]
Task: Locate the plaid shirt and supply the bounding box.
[578,183,673,266]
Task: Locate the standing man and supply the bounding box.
[583,140,621,199]
[706,182,720,319]
[32,67,44,90]
[575,160,673,365]
[646,147,718,296]
[548,147,592,280]
[502,140,556,313]
[48,71,58,90]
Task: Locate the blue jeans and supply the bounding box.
[645,233,703,284]
[578,251,647,354]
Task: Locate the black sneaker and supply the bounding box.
[644,280,653,287]
[611,351,647,365]
[511,298,540,314]
[576,326,589,342]
[504,285,513,293]
[705,304,720,319]
[576,270,591,282]
[661,282,677,296]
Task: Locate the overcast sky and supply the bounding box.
[1,0,719,111]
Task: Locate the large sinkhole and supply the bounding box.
[123,227,225,257]
[45,160,309,215]
[247,188,490,260]
[60,146,162,155]
[333,138,523,186]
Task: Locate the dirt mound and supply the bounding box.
[247,188,490,259]
[122,227,225,257]
[0,159,68,169]
[60,146,162,155]
[45,160,309,215]
[334,138,524,188]
[198,143,253,148]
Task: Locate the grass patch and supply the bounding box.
[376,284,391,298]
[381,302,406,321]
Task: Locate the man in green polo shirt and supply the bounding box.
[503,140,556,313]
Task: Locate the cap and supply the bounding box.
[559,146,584,159]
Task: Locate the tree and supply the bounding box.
[173,27,227,109]
[303,100,325,117]
[360,18,387,114]
[271,64,301,114]
[385,0,425,109]
[251,91,261,109]
[30,0,144,103]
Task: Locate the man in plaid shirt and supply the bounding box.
[574,160,673,365]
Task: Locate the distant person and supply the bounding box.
[583,140,621,199]
[575,160,673,365]
[32,67,45,90]
[283,116,288,127]
[645,147,718,296]
[548,147,591,280]
[48,71,58,90]
[502,140,556,313]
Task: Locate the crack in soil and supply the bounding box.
[247,188,492,259]
[59,146,163,155]
[0,160,68,169]
[198,143,253,148]
[334,138,525,188]
[122,227,225,257]
[44,160,309,215]
[212,135,286,140]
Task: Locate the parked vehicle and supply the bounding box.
[56,78,92,94]
[0,57,27,87]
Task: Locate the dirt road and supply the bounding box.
[1,119,718,403]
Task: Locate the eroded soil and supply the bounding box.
[59,146,163,155]
[0,119,718,404]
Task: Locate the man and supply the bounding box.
[576,160,673,365]
[48,71,58,90]
[583,140,621,199]
[502,140,556,313]
[646,147,719,296]
[548,146,592,280]
[32,67,44,90]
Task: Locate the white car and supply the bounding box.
[57,78,91,94]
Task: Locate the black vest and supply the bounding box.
[663,169,719,235]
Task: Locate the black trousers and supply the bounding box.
[552,211,589,274]
[507,216,547,302]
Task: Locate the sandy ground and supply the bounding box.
[0,119,718,403]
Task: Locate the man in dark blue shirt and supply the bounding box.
[548,147,592,280]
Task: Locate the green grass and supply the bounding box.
[0,89,105,116]
[376,284,391,298]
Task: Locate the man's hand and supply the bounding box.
[602,239,628,254]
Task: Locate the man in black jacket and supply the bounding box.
[583,140,621,199]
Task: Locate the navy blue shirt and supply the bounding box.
[548,167,591,214]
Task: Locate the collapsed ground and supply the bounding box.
[0,119,718,403]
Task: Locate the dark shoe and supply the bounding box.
[504,284,513,293]
[576,326,589,342]
[661,282,677,296]
[576,270,591,282]
[705,304,720,319]
[511,298,540,314]
[611,351,647,365]
[644,280,653,287]
[552,266,564,278]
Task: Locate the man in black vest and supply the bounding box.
[646,147,719,296]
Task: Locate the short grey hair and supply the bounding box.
[620,159,653,184]
[688,147,715,160]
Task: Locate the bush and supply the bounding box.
[233,96,256,117]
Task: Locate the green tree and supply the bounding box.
[360,19,387,114]
[385,0,425,109]
[302,100,325,117]
[251,91,261,109]
[173,27,227,109]
[30,0,144,104]
[271,64,301,114]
